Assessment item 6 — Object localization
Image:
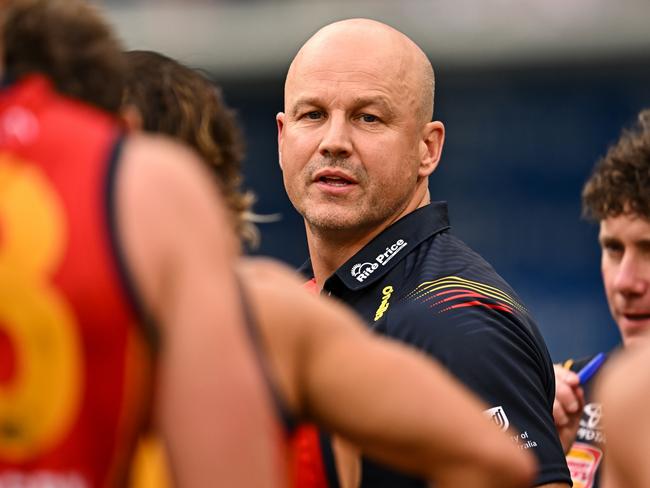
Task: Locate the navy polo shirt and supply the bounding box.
[299,202,571,487]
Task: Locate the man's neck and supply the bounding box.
[305,225,383,289]
[305,186,432,289]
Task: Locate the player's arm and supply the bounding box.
[239,258,536,488]
[115,136,283,488]
[596,343,650,488]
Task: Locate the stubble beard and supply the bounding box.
[290,156,413,237]
[301,187,410,238]
[294,156,367,232]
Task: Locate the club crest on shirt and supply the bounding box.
[567,442,603,488]
[484,406,510,432]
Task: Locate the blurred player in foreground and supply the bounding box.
[122,49,536,488]
[554,109,650,487]
[595,336,650,488]
[0,1,284,486]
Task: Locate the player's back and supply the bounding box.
[0,74,153,487]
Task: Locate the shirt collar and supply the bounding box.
[299,202,450,291]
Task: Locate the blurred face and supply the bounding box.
[600,213,650,347]
[277,25,443,238]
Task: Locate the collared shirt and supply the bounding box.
[299,202,572,487]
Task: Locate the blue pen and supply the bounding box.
[577,352,607,384]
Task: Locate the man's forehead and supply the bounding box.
[289,45,405,84]
[285,51,414,108]
[285,77,414,119]
[600,214,650,238]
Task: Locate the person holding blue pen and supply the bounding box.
[553,108,650,488]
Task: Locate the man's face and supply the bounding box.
[600,213,650,347]
[276,34,441,236]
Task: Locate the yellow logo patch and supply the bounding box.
[567,442,603,488]
[374,285,394,321]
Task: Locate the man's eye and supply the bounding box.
[603,243,624,257]
[306,111,322,120]
[359,114,379,123]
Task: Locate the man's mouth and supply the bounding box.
[319,175,352,186]
[623,313,650,321]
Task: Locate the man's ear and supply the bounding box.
[120,104,143,132]
[419,120,445,177]
[276,112,285,170]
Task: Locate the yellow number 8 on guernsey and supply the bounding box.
[0,154,83,461]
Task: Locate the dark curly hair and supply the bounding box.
[582,109,650,221]
[2,0,125,114]
[122,50,257,245]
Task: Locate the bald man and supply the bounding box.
[277,18,571,487]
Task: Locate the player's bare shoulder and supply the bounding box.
[116,133,238,313]
[238,257,304,286]
[239,257,368,338]
[119,133,224,212]
[597,343,650,414]
[236,257,317,327]
[237,257,349,322]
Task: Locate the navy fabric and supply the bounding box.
[299,202,572,487]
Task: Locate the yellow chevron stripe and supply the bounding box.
[408,276,514,303]
[415,283,518,309]
[405,276,527,313]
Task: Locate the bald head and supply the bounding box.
[286,18,435,124]
[277,18,446,244]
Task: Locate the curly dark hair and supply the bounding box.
[2,0,125,114]
[122,50,257,245]
[582,109,650,221]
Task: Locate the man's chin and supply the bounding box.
[306,218,357,233]
[304,209,362,232]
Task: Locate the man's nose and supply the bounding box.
[614,254,648,297]
[318,114,352,159]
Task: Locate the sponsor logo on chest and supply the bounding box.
[374,285,394,321]
[351,239,408,283]
[576,402,605,444]
[567,442,603,488]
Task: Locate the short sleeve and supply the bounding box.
[376,300,572,486]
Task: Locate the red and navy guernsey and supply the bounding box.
[299,202,572,487]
